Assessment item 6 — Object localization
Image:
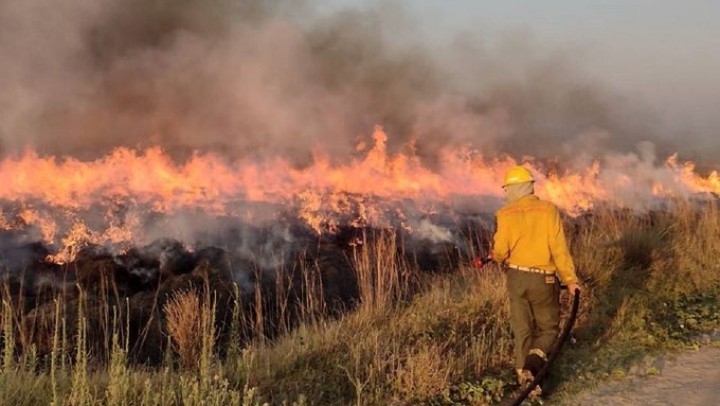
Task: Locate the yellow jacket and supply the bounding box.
[492,195,578,285]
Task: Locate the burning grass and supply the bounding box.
[0,201,718,405]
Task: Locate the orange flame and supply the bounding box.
[1,126,718,261]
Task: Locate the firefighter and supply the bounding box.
[492,165,581,392]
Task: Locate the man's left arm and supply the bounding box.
[549,206,579,288]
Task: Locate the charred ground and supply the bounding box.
[0,204,494,367]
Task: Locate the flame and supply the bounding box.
[667,154,720,194]
[1,126,718,261]
[19,208,58,242]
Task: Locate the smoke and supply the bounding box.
[0,0,716,170]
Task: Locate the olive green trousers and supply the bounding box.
[507,268,560,369]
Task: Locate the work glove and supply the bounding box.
[566,282,581,296]
[472,252,494,269]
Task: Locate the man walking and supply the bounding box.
[492,165,581,393]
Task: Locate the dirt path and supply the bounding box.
[566,346,720,405]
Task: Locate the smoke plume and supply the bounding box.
[0,0,716,171]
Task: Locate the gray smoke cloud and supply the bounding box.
[0,0,716,170]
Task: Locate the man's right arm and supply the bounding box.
[492,212,510,264]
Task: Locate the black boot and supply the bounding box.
[523,353,546,377]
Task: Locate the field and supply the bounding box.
[1,200,719,405]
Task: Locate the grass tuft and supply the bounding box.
[163,289,203,370]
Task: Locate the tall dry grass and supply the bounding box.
[162,286,218,374]
[0,201,717,405]
[164,290,204,370]
[352,229,412,313]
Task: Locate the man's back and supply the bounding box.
[493,194,577,285]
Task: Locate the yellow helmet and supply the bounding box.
[502,165,534,187]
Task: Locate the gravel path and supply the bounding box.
[567,347,720,406]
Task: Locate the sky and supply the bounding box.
[318,0,720,147]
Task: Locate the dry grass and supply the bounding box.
[230,265,513,405]
[0,202,718,405]
[352,229,411,314]
[163,290,203,370]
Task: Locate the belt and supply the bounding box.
[506,264,556,275]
